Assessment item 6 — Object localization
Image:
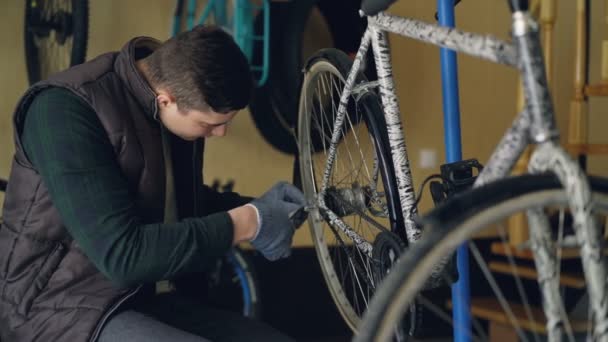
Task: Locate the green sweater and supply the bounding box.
[21,87,235,287]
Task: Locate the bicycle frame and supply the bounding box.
[316,11,520,250]
[316,8,608,339]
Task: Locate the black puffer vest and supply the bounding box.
[0,37,206,342]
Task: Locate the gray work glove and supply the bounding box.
[250,182,306,261]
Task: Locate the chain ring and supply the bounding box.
[372,231,406,281]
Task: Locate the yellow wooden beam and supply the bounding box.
[488,261,586,289]
[449,297,590,334]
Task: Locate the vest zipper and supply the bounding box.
[192,142,198,214]
[88,285,141,342]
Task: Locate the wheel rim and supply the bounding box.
[299,58,396,331]
[367,189,608,342]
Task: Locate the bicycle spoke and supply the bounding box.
[417,294,486,342]
[326,74,361,186]
[331,76,375,188]
[587,299,593,341]
[329,218,377,312]
[469,242,530,342]
[300,52,400,330]
[496,225,543,342]
[327,81,360,184]
[349,257,370,309]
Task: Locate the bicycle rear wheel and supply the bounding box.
[298,48,411,332]
[355,174,608,341]
[24,0,88,84]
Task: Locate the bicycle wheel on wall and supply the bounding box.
[355,174,608,341]
[24,0,88,85]
[298,48,416,333]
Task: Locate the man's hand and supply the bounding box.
[249,182,306,261]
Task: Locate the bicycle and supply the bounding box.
[296,0,608,340]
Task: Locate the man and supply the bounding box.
[0,25,305,341]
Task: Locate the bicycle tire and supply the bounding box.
[24,0,88,85]
[354,174,608,342]
[205,247,262,319]
[272,0,329,133]
[280,0,368,113]
[249,0,365,155]
[227,248,261,319]
[298,48,412,333]
[248,1,298,154]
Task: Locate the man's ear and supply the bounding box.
[156,90,175,109]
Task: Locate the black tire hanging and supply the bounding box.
[249,2,296,154]
[24,0,89,85]
[249,0,367,155]
[279,0,368,113]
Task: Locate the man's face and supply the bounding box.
[156,93,237,141]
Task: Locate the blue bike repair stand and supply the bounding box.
[437,1,471,341]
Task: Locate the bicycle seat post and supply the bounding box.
[509,0,559,144]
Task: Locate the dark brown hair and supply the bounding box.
[143,25,252,113]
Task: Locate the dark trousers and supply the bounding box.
[98,292,294,342]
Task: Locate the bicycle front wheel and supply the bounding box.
[298,48,409,332]
[355,174,608,342]
[24,0,88,84]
